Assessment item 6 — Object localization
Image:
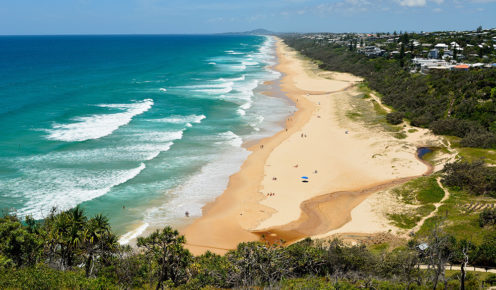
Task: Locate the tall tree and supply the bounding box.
[137,227,192,289]
[82,214,115,277]
[422,223,456,290]
[400,43,406,67]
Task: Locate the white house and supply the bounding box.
[434,43,449,50]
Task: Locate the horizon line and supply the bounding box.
[1,27,495,37]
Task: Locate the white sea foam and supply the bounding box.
[45,99,154,142]
[178,81,234,95]
[216,75,245,82]
[22,142,174,164]
[216,131,243,147]
[149,114,206,125]
[194,87,233,94]
[159,88,167,92]
[15,163,146,219]
[119,222,149,245]
[143,140,250,228]
[237,109,246,116]
[242,61,259,66]
[208,62,216,65]
[135,130,184,143]
[241,101,253,110]
[231,64,246,71]
[225,50,244,55]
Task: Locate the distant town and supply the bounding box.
[297,27,496,74]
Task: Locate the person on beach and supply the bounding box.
[185,211,189,217]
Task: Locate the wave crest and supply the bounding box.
[45,99,154,142]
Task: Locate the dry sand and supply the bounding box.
[182,37,444,255]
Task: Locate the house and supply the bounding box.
[434,43,449,50]
[450,42,459,48]
[428,49,439,59]
[412,58,452,73]
[361,46,385,57]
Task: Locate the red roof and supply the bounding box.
[454,64,469,69]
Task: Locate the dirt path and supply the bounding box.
[409,177,451,235]
[419,264,496,274]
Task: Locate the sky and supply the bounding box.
[0,0,495,35]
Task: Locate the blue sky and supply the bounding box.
[1,0,495,35]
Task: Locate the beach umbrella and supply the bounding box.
[301,176,309,179]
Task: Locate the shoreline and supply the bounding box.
[181,37,314,255]
[117,36,290,246]
[182,37,443,255]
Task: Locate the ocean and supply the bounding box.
[0,35,295,242]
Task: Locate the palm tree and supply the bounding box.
[43,206,87,270]
[83,214,113,277]
[137,227,192,289]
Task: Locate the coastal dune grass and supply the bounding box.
[387,175,444,230]
[417,186,496,244]
[346,89,403,136]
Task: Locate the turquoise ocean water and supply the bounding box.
[0,35,294,242]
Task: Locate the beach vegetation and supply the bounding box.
[386,176,444,230]
[137,226,192,288]
[393,132,408,139]
[415,175,496,244]
[392,176,444,205]
[386,111,404,125]
[442,160,496,197]
[345,111,361,120]
[479,208,496,227]
[2,206,496,288]
[457,147,496,165]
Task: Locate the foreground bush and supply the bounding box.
[1,209,496,288]
[0,265,115,290]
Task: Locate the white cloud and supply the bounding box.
[396,0,444,6]
[397,0,426,6]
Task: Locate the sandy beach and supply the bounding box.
[182,37,446,255]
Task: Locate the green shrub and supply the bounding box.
[386,112,404,125]
[479,208,496,227]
